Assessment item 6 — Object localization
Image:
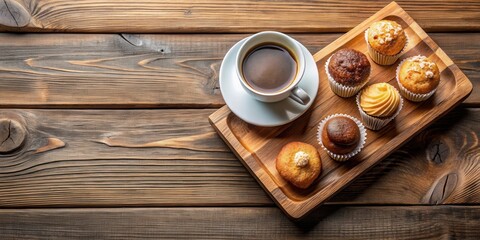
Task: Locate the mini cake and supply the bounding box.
[276,142,321,189]
[325,49,371,97]
[317,114,367,161]
[397,55,440,101]
[365,20,408,65]
[356,83,403,130]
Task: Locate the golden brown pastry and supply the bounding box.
[367,20,407,56]
[366,20,407,65]
[276,142,321,189]
[398,55,440,94]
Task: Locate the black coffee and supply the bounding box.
[242,43,297,93]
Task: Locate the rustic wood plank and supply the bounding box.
[0,206,478,239]
[0,33,477,108]
[0,109,271,206]
[0,108,477,207]
[433,33,480,107]
[0,1,479,32]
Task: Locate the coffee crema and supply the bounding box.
[242,43,297,93]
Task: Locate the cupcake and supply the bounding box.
[276,142,322,189]
[317,114,367,161]
[365,20,408,65]
[325,49,371,97]
[356,83,403,130]
[396,55,440,102]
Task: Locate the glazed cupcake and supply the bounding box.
[396,55,440,102]
[365,20,408,65]
[325,49,371,97]
[276,142,322,189]
[356,83,403,130]
[317,114,367,161]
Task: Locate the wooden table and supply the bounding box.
[0,0,478,239]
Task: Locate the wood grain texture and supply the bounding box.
[0,33,477,108]
[0,108,478,207]
[210,2,474,219]
[0,206,479,239]
[0,1,479,32]
[0,109,269,207]
[434,33,480,107]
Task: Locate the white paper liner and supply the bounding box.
[324,56,369,98]
[356,87,404,130]
[365,28,409,66]
[317,114,367,162]
[395,56,437,102]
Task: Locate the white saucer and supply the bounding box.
[219,37,319,127]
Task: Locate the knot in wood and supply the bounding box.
[0,0,31,27]
[426,139,450,164]
[428,172,458,204]
[0,118,26,153]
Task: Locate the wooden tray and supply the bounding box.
[209,1,472,219]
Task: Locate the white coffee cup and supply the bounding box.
[235,31,310,105]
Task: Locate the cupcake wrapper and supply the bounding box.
[317,114,367,162]
[356,89,404,130]
[364,28,409,66]
[325,56,369,98]
[395,57,437,102]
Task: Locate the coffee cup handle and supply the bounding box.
[289,87,310,105]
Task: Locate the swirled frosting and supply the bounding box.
[360,83,400,117]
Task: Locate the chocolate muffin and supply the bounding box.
[321,116,360,155]
[328,49,371,87]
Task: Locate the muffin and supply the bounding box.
[356,83,403,130]
[325,49,371,97]
[396,55,440,102]
[365,20,408,65]
[317,114,367,161]
[276,142,321,189]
